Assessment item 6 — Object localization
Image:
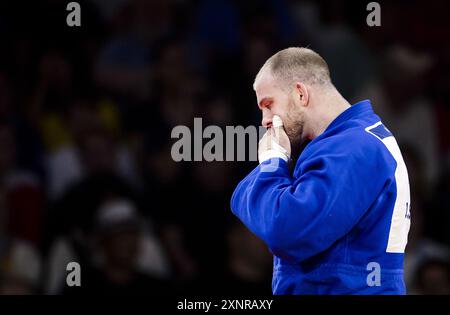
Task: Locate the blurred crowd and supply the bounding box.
[0,0,449,295]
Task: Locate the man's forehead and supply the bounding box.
[254,72,277,102]
[254,69,275,90]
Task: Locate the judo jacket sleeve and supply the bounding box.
[230,132,390,263]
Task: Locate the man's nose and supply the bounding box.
[262,116,273,128]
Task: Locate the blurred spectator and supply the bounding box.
[46,108,139,200]
[0,71,46,182]
[220,221,272,295]
[189,0,241,72]
[29,50,75,151]
[312,0,376,100]
[0,239,42,295]
[399,144,450,293]
[60,199,171,295]
[358,45,439,186]
[0,122,44,247]
[44,174,169,292]
[94,0,177,104]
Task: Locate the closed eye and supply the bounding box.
[258,97,273,110]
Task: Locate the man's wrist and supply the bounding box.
[259,149,289,163]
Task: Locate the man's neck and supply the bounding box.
[310,89,351,139]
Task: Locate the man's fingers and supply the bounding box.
[272,115,283,128]
[266,127,273,150]
[258,118,291,163]
[272,115,285,142]
[259,127,272,149]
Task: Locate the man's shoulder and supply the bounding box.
[300,120,396,170]
[307,123,386,155]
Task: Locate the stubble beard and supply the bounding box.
[286,102,305,146]
[283,100,307,166]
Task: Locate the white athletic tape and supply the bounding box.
[272,115,283,128]
[271,140,289,157]
[259,149,289,163]
[258,139,289,163]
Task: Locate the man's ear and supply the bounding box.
[295,82,309,107]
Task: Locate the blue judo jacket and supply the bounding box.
[231,100,411,294]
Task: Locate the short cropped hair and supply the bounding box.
[254,47,332,90]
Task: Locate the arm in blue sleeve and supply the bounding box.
[230,135,388,263]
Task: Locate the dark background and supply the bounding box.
[0,0,449,295]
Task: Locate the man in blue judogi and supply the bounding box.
[231,47,411,294]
